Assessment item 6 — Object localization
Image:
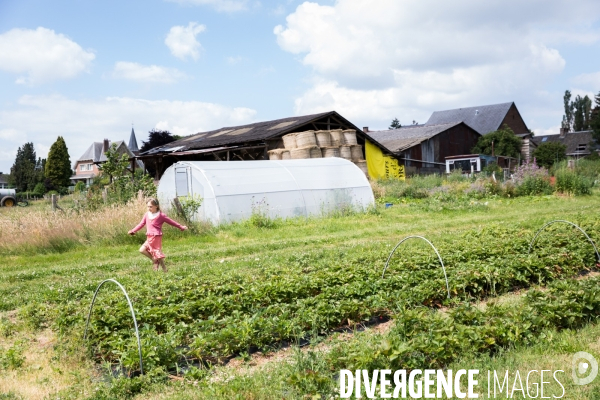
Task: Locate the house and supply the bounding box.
[0,173,9,189]
[136,111,390,179]
[70,129,143,186]
[425,102,534,160]
[532,129,598,159]
[366,122,481,175]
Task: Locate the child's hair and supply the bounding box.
[147,198,160,211]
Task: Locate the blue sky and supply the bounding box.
[1,0,599,174]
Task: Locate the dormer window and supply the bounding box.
[577,144,587,152]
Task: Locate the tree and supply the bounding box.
[471,125,522,158]
[140,130,177,153]
[573,95,593,132]
[532,142,567,169]
[9,142,37,192]
[98,143,130,183]
[45,136,72,191]
[140,130,177,177]
[591,91,600,142]
[389,118,402,129]
[561,90,574,131]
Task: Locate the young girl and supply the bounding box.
[128,198,187,272]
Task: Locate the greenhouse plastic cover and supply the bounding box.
[157,158,374,225]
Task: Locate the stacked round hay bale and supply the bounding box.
[342,129,358,145]
[315,130,333,158]
[350,145,363,161]
[321,146,340,158]
[282,133,298,150]
[309,146,322,158]
[268,149,286,160]
[330,129,345,146]
[295,131,317,148]
[290,147,311,159]
[340,145,352,160]
[355,160,368,176]
[281,150,291,160]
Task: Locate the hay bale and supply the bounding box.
[330,129,345,146]
[350,145,363,161]
[295,131,317,148]
[321,146,340,158]
[282,133,297,149]
[354,160,368,176]
[290,147,311,159]
[281,150,291,160]
[314,130,332,147]
[342,129,358,145]
[267,149,283,160]
[309,146,322,158]
[340,145,352,160]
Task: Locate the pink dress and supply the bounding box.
[129,211,185,260]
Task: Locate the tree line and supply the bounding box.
[7,130,178,195]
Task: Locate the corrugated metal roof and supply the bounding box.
[368,122,462,152]
[141,111,359,155]
[426,102,514,135]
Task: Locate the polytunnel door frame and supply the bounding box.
[175,166,193,198]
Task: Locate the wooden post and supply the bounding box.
[51,194,56,211]
[102,188,107,203]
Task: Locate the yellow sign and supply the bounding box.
[365,140,405,180]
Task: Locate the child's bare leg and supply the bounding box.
[139,246,153,260]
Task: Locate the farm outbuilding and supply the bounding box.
[157,158,374,225]
[366,122,481,175]
[136,111,389,180]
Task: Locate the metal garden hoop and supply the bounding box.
[382,235,451,299]
[528,220,600,262]
[84,279,144,375]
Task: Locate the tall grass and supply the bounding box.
[0,197,147,255]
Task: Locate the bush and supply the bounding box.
[74,181,86,193]
[513,158,553,195]
[554,168,592,195]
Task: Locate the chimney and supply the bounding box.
[103,139,109,153]
[559,127,568,138]
[363,127,369,133]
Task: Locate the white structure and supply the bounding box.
[157,159,374,225]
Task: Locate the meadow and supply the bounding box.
[0,178,599,399]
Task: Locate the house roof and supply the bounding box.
[426,102,515,135]
[140,111,384,155]
[75,140,143,168]
[367,122,466,153]
[532,130,597,156]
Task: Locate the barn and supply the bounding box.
[137,111,389,180]
[365,122,481,175]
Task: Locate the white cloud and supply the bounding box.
[165,0,249,12]
[112,62,187,83]
[165,22,206,61]
[0,27,95,85]
[571,72,600,91]
[0,95,256,173]
[275,0,600,128]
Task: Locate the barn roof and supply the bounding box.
[426,102,515,135]
[532,130,597,157]
[140,111,383,155]
[367,122,469,153]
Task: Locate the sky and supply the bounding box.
[1,0,600,174]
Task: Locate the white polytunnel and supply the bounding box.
[157,158,374,225]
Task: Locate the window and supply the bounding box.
[80,164,86,171]
[577,144,586,152]
[541,137,548,142]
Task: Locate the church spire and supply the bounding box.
[128,126,139,154]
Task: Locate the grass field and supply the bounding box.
[1,191,599,399]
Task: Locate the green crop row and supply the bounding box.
[325,276,600,372]
[48,220,599,374]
